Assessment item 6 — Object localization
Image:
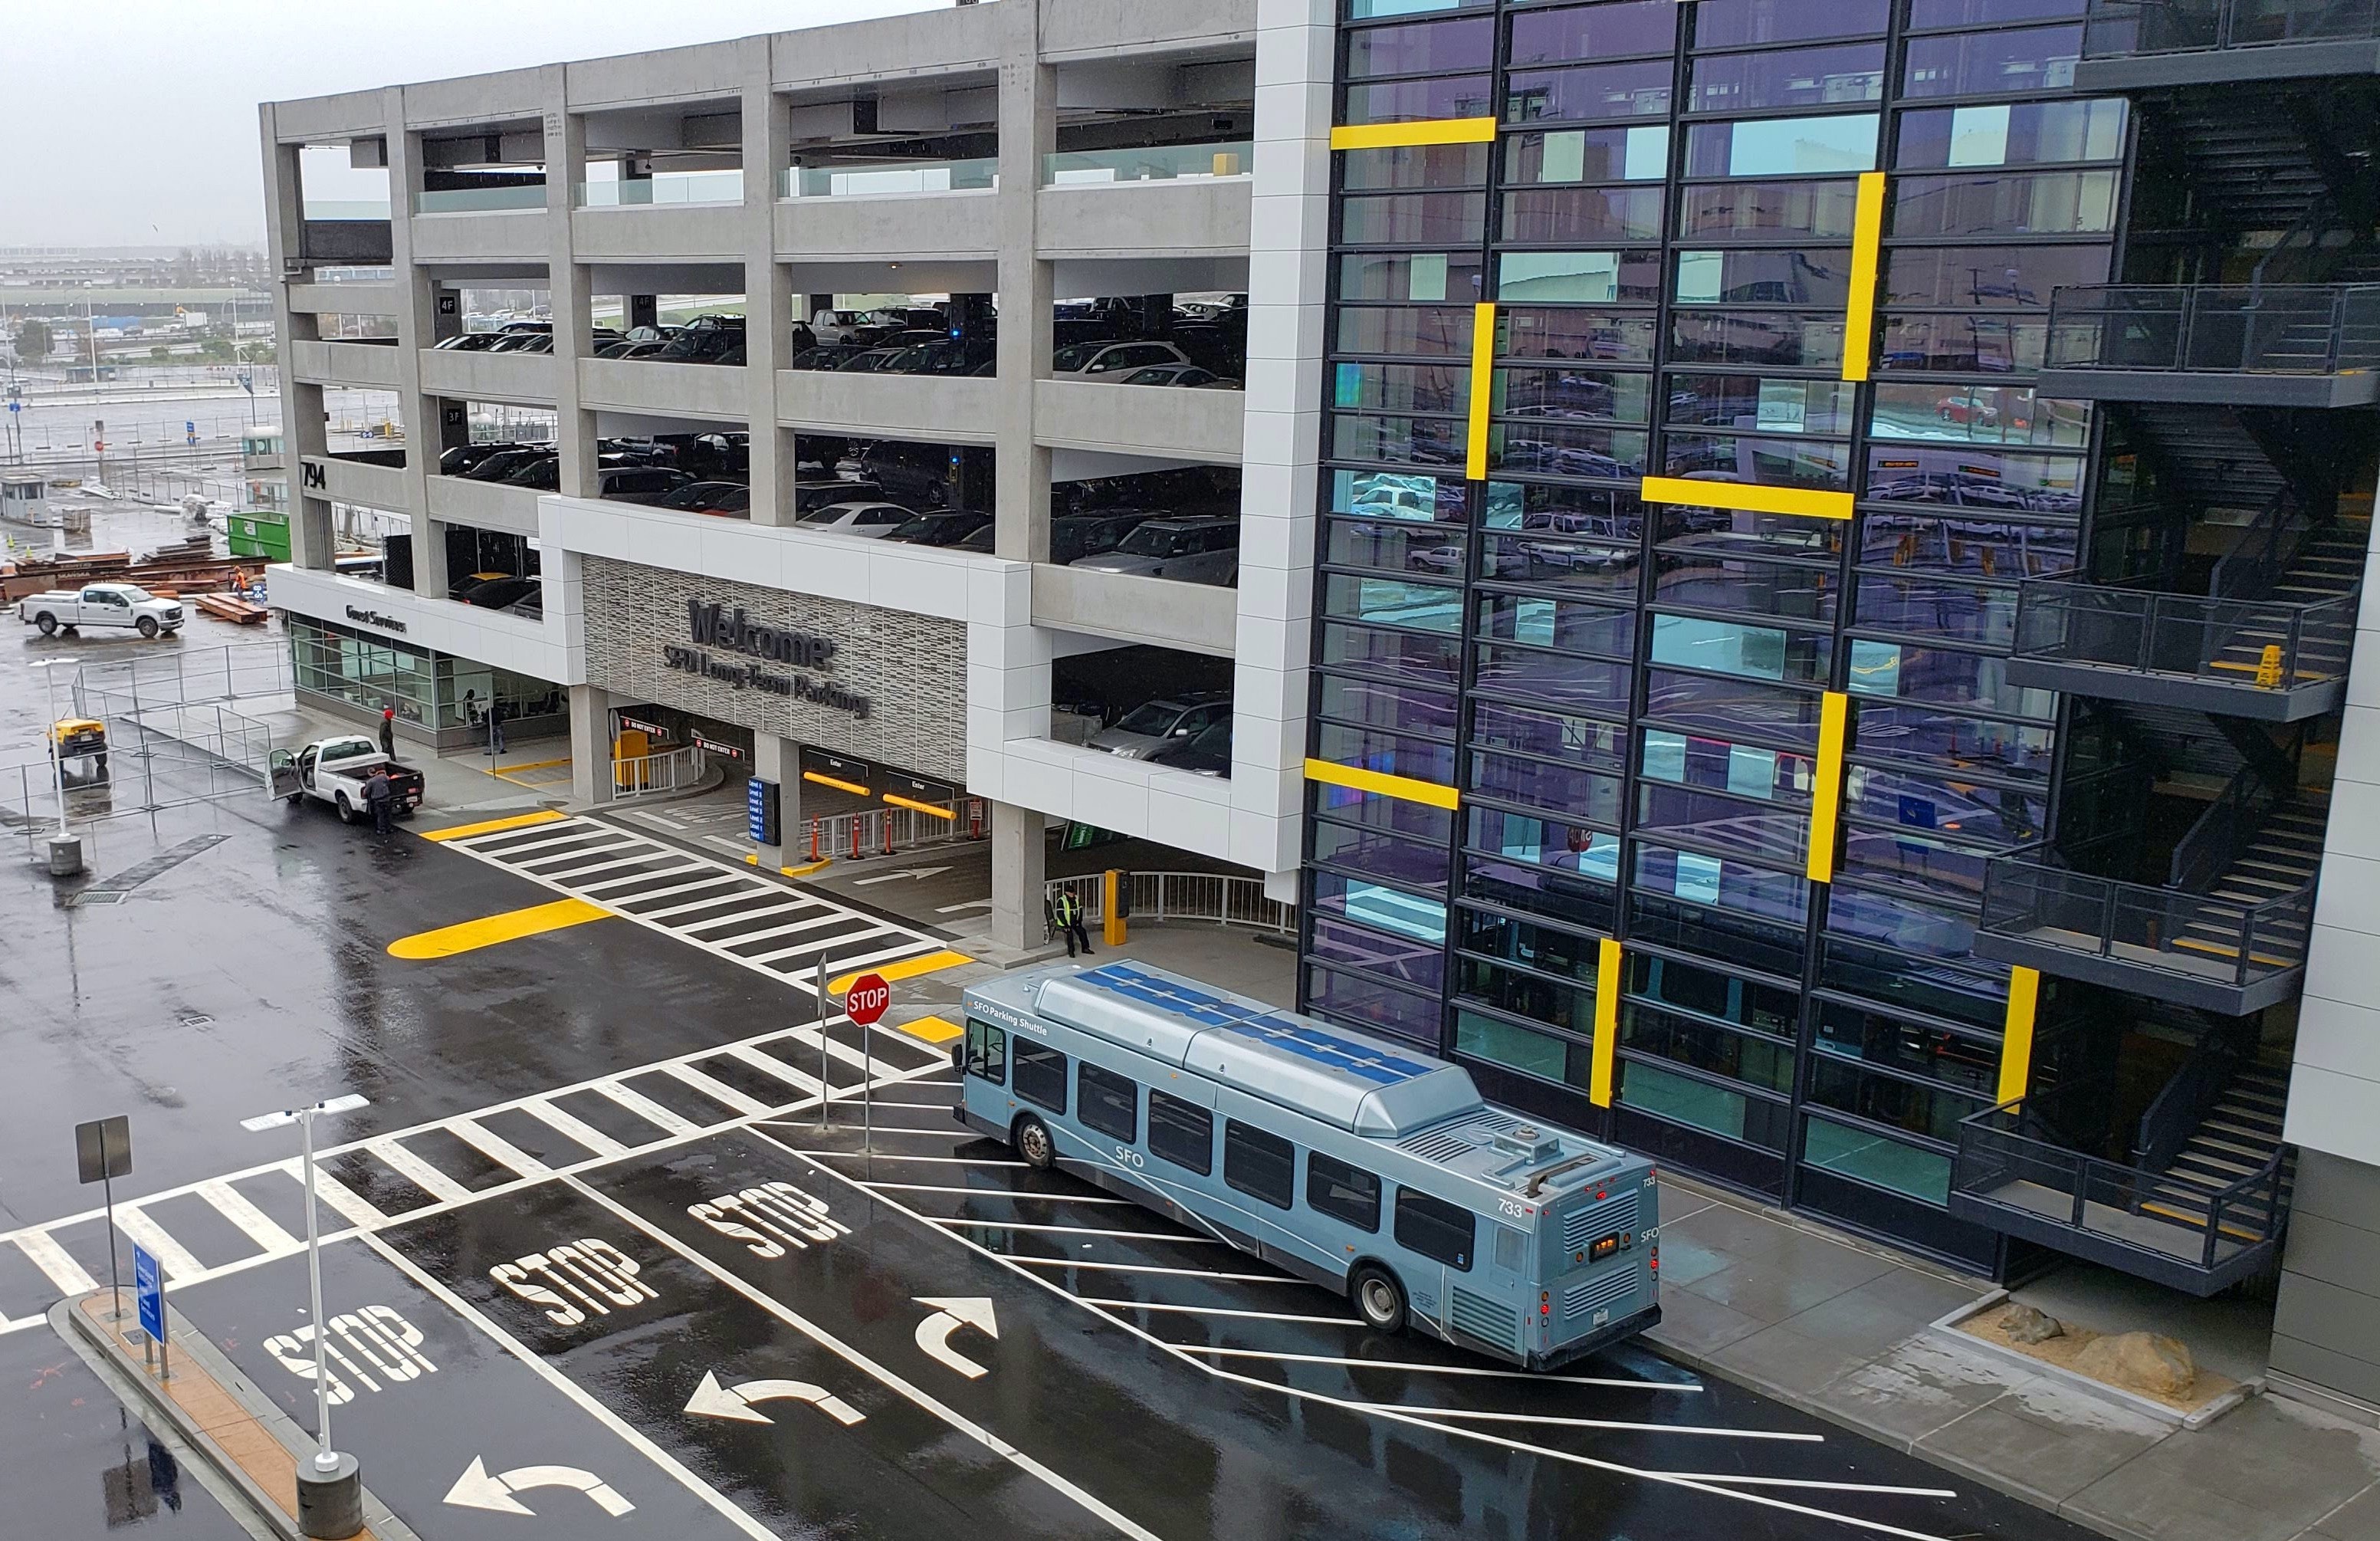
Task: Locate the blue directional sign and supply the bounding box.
[747,777,773,844]
[133,1244,163,1343]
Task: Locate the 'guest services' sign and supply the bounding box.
[663,600,872,718]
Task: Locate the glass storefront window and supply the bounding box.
[1896,98,2126,170]
[1344,15,1494,77]
[1341,141,1492,190]
[1497,249,1663,304]
[1318,675,1462,740]
[1687,42,1886,115]
[1505,126,1669,184]
[1868,384,2090,448]
[1618,1060,1791,1150]
[1890,169,2116,237]
[1650,613,1828,684]
[1502,186,1665,243]
[1499,307,1659,362]
[1693,0,1892,46]
[1339,253,1486,303]
[1341,192,1489,245]
[1334,361,1471,415]
[1682,114,1879,178]
[1901,25,2082,99]
[1338,306,1478,356]
[1456,1010,1596,1090]
[1508,1,1679,64]
[1620,1005,1797,1095]
[1803,1115,1953,1205]
[1669,311,1847,369]
[1678,177,1863,240]
[1675,247,1853,307]
[1669,375,1856,435]
[1506,61,1675,124]
[1344,74,1495,125]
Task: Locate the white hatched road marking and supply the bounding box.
[304,1168,391,1230]
[195,1180,303,1255]
[728,1044,826,1095]
[518,1098,631,1160]
[112,1207,207,1283]
[593,1079,702,1137]
[441,816,955,994]
[367,1138,475,1204]
[862,1183,1133,1204]
[663,1063,773,1119]
[15,1231,98,1295]
[449,1116,554,1179]
[1079,1297,1359,1326]
[611,874,755,909]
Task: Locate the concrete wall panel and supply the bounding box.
[1034,378,1243,462]
[1036,180,1252,258]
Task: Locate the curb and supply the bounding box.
[57,1292,421,1541]
[1929,1290,2257,1431]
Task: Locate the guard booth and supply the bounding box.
[2,474,49,524]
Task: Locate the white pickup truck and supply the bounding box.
[20,583,185,639]
[268,734,425,824]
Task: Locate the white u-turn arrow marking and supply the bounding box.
[444,1457,635,1517]
[912,1296,999,1379]
[684,1370,865,1426]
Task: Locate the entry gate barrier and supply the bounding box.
[612,744,704,797]
[1043,871,1296,936]
[802,798,987,862]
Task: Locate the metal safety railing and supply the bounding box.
[2011,573,2359,691]
[2044,283,2380,376]
[797,800,988,863]
[2082,0,2380,57]
[612,745,705,798]
[1045,870,1297,935]
[1980,851,2315,990]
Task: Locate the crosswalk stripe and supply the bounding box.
[612,875,757,909]
[517,1098,632,1159]
[449,1117,554,1179]
[15,1231,97,1295]
[520,848,671,880]
[711,911,858,951]
[748,921,901,966]
[195,1180,302,1255]
[113,1207,207,1282]
[787,938,942,981]
[471,829,633,859]
[303,1168,391,1230]
[592,1079,701,1137]
[728,1044,826,1094]
[580,862,708,895]
[662,1063,774,1118]
[366,1138,475,1204]
[643,886,776,920]
[680,897,813,933]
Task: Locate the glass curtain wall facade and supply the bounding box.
[1302,0,2119,1267]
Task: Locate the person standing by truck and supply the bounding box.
[363,765,395,838]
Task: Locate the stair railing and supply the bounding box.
[2166,763,2285,890]
[2204,1145,2292,1266]
[2130,1020,2257,1171]
[2207,491,2304,601]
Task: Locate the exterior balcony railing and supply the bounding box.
[2006,573,2355,720]
[2041,283,2380,405]
[576,171,744,207]
[1974,849,2313,1013]
[1042,142,1254,185]
[416,184,548,214]
[2079,0,2380,84]
[1948,1078,2289,1295]
[781,159,998,198]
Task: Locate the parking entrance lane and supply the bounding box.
[165,1234,770,1541]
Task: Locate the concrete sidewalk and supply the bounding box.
[1646,1177,2380,1541]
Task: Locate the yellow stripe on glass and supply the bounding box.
[1466,302,1496,481]
[1804,692,1850,884]
[1305,757,1461,810]
[1330,117,1499,152]
[1590,938,1622,1108]
[1996,967,2041,1105]
[1638,475,1853,521]
[1841,172,1887,384]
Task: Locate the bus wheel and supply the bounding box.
[1013,1115,1055,1170]
[1350,1263,1407,1335]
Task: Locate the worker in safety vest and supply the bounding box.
[1051,889,1092,958]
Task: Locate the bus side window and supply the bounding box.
[1147,1091,1213,1175]
[964,1019,1006,1084]
[1306,1152,1380,1232]
[1013,1040,1069,1113]
[1223,1121,1295,1209]
[1394,1187,1476,1272]
[1078,1063,1138,1141]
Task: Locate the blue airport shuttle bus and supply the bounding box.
[957,961,1659,1369]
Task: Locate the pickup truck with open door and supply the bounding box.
[268,734,425,823]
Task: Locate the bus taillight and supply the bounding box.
[1539,1290,1551,1317]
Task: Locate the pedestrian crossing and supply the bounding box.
[0,1016,950,1333]
[438,813,958,987]
[614,799,762,859]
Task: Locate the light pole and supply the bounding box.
[28,656,84,877]
[240,1093,369,1540]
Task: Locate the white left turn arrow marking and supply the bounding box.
[853,866,951,886]
[912,1296,999,1379]
[444,1457,635,1518]
[684,1370,865,1426]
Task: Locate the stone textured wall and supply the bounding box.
[579,555,967,782]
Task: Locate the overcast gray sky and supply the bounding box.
[0,0,938,249]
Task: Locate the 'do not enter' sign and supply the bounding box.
[845,974,891,1027]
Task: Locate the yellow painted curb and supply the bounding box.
[388,897,609,959]
[829,949,973,996]
[746,853,833,876]
[418,809,567,842]
[896,1014,964,1045]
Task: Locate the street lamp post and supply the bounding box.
[28,657,82,877]
[240,1093,369,1540]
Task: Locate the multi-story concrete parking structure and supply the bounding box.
[264,0,2380,1424]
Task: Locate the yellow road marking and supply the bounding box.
[387,897,610,959]
[829,949,973,995]
[747,853,834,876]
[897,1014,964,1045]
[495,757,571,773]
[418,809,566,842]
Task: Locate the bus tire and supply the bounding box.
[1013,1114,1056,1171]
[1350,1263,1407,1335]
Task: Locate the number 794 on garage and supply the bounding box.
[954,960,1659,1370]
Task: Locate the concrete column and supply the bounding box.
[990,800,1046,954]
[259,108,335,570]
[543,73,599,498]
[751,733,803,869]
[993,3,1055,560]
[568,682,615,805]
[386,94,448,604]
[743,47,799,527]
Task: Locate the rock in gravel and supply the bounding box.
[2000,1304,2066,1345]
[2074,1331,2197,1397]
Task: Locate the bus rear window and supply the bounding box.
[1395,1187,1476,1271]
[1224,1121,1295,1209]
[1013,1040,1069,1113]
[1079,1063,1138,1141]
[1147,1091,1213,1175]
[1307,1152,1382,1232]
[965,1019,1006,1084]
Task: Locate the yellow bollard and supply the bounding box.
[1104,869,1126,948]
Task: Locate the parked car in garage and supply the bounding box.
[1089,695,1231,759]
[1052,340,1193,377]
[798,501,915,537]
[1146,715,1233,776]
[885,510,993,547]
[1070,514,1241,585]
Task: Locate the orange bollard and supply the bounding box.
[807,818,820,863]
[849,818,862,860]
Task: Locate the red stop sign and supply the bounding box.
[845,973,891,1026]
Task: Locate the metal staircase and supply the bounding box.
[2138,1048,2297,1244]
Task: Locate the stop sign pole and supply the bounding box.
[845,973,891,1155]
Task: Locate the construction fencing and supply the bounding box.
[1045,870,1297,935]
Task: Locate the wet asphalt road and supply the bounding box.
[0,640,2105,1541]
